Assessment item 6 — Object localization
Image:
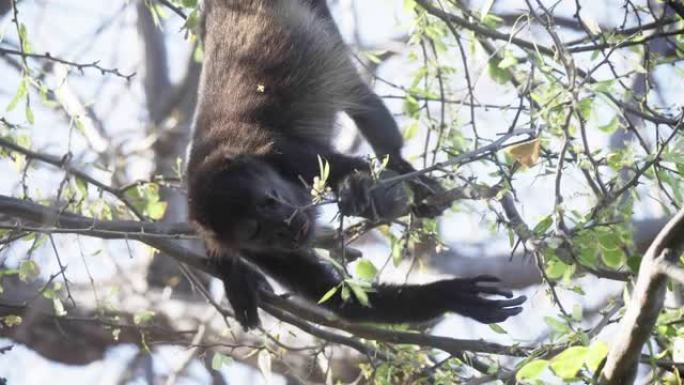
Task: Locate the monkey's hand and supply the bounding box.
[439,275,526,323]
[215,258,273,331]
[338,170,410,220]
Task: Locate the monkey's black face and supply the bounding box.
[194,158,316,252]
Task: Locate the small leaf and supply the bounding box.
[18,260,40,282]
[533,215,553,235]
[516,359,549,382]
[348,282,370,307]
[133,310,156,325]
[19,23,31,53]
[147,201,167,220]
[6,77,28,112]
[403,121,418,140]
[598,116,619,133]
[318,285,338,304]
[585,341,608,372]
[598,232,620,250]
[258,350,272,385]
[577,97,593,120]
[546,258,570,280]
[505,138,541,169]
[602,248,624,269]
[549,346,588,380]
[355,259,378,281]
[498,51,518,69]
[489,323,508,334]
[544,316,571,334]
[341,285,351,302]
[488,57,512,84]
[211,352,233,370]
[25,105,34,125]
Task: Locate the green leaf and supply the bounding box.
[6,77,28,112]
[348,282,370,307]
[546,258,570,280]
[577,97,593,120]
[597,231,621,250]
[403,95,420,118]
[19,23,31,54]
[211,352,233,370]
[403,121,418,140]
[489,323,508,334]
[182,0,197,7]
[598,116,619,133]
[498,51,518,69]
[184,9,200,31]
[516,359,549,382]
[18,260,40,282]
[544,316,571,335]
[25,105,34,125]
[355,259,378,281]
[593,80,615,93]
[318,285,338,304]
[488,57,512,84]
[533,215,553,235]
[133,310,156,325]
[147,201,167,220]
[602,248,624,269]
[341,285,350,302]
[549,346,588,380]
[585,341,608,372]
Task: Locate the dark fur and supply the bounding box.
[187,0,524,330]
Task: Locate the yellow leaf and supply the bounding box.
[505,138,541,169]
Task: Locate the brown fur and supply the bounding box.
[189,0,361,167]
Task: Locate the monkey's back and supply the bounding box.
[193,0,362,151]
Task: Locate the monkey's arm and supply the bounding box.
[245,249,526,325]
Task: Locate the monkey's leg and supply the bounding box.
[245,250,525,324]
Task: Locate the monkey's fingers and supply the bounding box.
[470,275,501,283]
[473,284,515,298]
[453,295,526,323]
[465,303,525,323]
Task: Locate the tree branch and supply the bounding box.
[0,194,536,357]
[600,207,684,384]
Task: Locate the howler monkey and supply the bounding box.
[186,0,525,330]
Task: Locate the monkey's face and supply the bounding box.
[190,158,316,252]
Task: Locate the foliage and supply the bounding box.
[0,0,683,384]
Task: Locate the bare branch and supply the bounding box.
[0,47,135,80]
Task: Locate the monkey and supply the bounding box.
[186,0,526,330]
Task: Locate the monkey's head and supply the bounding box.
[189,156,316,252]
